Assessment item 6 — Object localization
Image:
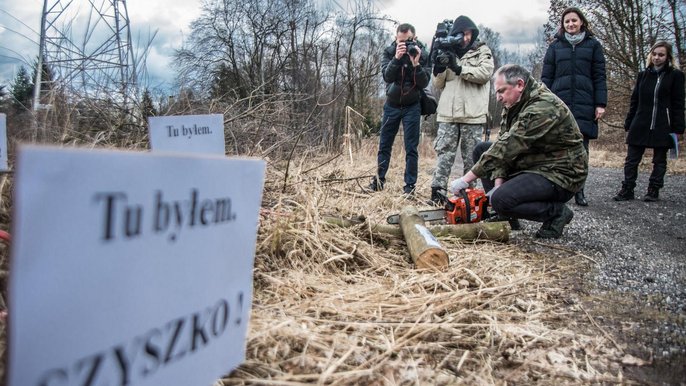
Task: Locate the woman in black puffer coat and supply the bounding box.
[613,41,685,202]
[542,7,607,207]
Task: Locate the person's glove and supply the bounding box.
[446,52,462,75]
[433,65,447,76]
[449,177,470,195]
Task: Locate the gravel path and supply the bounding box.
[506,166,686,380]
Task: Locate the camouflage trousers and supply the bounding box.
[431,122,483,189]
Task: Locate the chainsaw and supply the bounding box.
[387,188,490,225]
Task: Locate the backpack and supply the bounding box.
[419,87,437,117]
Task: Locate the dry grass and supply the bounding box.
[219,136,629,385]
[0,131,666,384]
[590,147,686,175]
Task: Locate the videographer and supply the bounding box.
[428,16,494,205]
[369,23,430,195]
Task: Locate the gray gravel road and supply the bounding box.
[508,166,686,381]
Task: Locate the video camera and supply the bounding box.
[430,19,464,66]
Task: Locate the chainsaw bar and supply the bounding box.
[386,209,445,224]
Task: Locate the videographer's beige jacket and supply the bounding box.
[433,43,494,124]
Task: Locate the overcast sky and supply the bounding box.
[0,0,549,90]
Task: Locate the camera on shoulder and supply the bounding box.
[430,19,464,66]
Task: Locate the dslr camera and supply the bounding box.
[404,40,420,58]
[431,19,464,66]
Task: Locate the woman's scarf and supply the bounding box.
[564,31,586,46]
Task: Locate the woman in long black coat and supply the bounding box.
[614,41,685,202]
[542,7,607,207]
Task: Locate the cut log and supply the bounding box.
[322,215,510,242]
[399,206,449,269]
[430,222,510,243]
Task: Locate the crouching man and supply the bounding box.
[449,64,588,238]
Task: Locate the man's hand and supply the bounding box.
[449,177,470,194]
[395,41,407,60]
[410,50,421,67]
[446,52,462,75]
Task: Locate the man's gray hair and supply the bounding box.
[493,64,530,85]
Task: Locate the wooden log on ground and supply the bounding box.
[399,206,449,269]
[322,216,510,242]
[430,222,510,243]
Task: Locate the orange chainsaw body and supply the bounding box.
[445,188,489,224]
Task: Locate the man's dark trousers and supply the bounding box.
[472,142,574,222]
[376,101,421,190]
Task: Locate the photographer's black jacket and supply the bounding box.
[381,41,430,106]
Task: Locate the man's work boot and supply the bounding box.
[535,205,574,239]
[574,189,588,206]
[403,184,416,198]
[613,183,634,201]
[643,186,659,202]
[428,186,447,206]
[367,178,383,192]
[484,213,522,231]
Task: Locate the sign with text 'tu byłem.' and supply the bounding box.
[149,114,225,155]
[8,145,265,386]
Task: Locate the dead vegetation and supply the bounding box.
[0,124,678,384]
[217,138,635,385]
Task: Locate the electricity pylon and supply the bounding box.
[33,0,137,111]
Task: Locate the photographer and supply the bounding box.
[369,23,430,195]
[429,16,494,205]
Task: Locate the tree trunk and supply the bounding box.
[429,222,510,243]
[399,206,449,269]
[322,216,510,242]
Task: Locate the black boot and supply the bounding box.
[613,183,634,201]
[535,205,574,239]
[643,186,659,202]
[484,213,522,230]
[367,177,383,192]
[428,187,446,206]
[574,189,588,206]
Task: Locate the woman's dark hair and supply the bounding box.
[646,41,678,69]
[558,7,594,36]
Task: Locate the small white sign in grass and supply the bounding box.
[149,114,225,155]
[0,113,8,171]
[8,145,265,386]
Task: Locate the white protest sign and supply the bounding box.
[0,113,8,171]
[149,114,225,155]
[9,145,265,386]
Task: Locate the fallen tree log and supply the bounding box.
[429,222,509,243]
[399,206,449,269]
[322,216,509,242]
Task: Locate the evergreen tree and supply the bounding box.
[141,89,157,119]
[11,66,34,111]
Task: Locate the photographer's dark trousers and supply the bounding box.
[473,142,575,222]
[376,101,421,190]
[622,144,669,189]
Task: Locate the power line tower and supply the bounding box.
[33,0,137,112]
